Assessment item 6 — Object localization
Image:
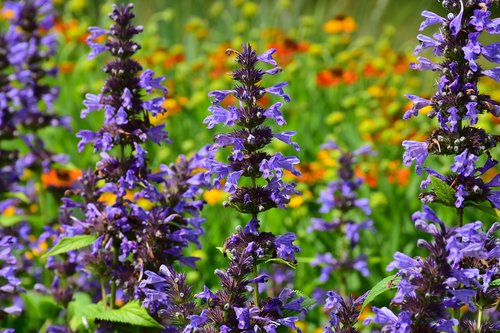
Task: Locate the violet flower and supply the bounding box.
[310,141,375,286]
[52,4,211,309]
[0,236,23,319]
[402,0,499,210]
[140,44,305,333]
[322,291,368,333]
[366,205,499,332]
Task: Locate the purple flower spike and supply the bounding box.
[175,44,306,333]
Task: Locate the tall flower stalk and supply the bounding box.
[0,0,66,323]
[139,44,307,332]
[52,4,210,314]
[367,1,500,331]
[402,0,499,221]
[310,141,374,297]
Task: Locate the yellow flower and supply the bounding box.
[287,195,304,208]
[2,206,15,217]
[367,85,384,99]
[203,188,227,205]
[1,9,15,20]
[295,321,308,333]
[242,2,258,17]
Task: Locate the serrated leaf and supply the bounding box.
[81,301,163,328]
[430,176,456,207]
[43,234,98,258]
[360,275,400,312]
[490,279,500,286]
[264,257,297,269]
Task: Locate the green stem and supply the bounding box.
[100,277,107,310]
[252,264,261,308]
[477,307,482,332]
[110,243,119,309]
[456,207,464,227]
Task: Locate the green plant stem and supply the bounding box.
[110,243,119,309]
[456,207,463,227]
[252,264,261,308]
[477,307,483,331]
[100,277,107,310]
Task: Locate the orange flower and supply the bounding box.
[363,63,384,78]
[394,53,410,74]
[267,38,308,65]
[286,162,326,185]
[41,168,82,189]
[387,160,410,187]
[323,15,357,34]
[316,68,357,87]
[59,62,75,74]
[316,69,343,87]
[355,163,378,188]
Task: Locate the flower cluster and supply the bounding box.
[310,141,375,286]
[322,291,368,333]
[205,44,300,214]
[138,44,306,333]
[402,0,499,209]
[54,3,210,306]
[0,0,67,182]
[139,224,306,332]
[0,236,22,320]
[368,206,500,332]
[368,2,500,331]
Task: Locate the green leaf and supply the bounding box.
[68,292,93,331]
[282,290,316,317]
[490,279,500,287]
[216,246,233,260]
[264,257,297,269]
[466,202,500,218]
[42,234,98,258]
[430,176,456,207]
[361,275,400,312]
[293,290,316,310]
[81,301,163,328]
[0,215,42,227]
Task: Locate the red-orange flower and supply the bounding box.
[41,168,82,189]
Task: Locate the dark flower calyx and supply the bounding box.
[227,186,276,214]
[103,59,143,76]
[427,127,496,156]
[234,85,265,104]
[229,151,271,178]
[235,105,267,128]
[232,68,265,84]
[233,45,258,67]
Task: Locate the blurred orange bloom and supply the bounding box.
[286,162,326,185]
[355,164,378,188]
[267,38,308,65]
[316,68,357,87]
[41,168,82,189]
[323,15,357,34]
[387,160,410,187]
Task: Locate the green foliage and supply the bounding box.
[43,234,98,258]
[81,301,163,328]
[68,292,93,331]
[430,176,456,207]
[361,275,401,312]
